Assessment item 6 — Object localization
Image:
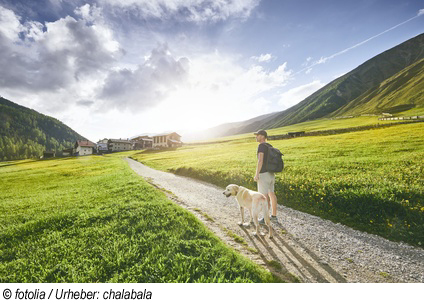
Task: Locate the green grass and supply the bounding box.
[0,155,280,283]
[132,121,424,247]
[220,227,248,246]
[190,116,400,144]
[193,208,215,222]
[266,260,283,270]
[379,272,391,278]
[331,58,424,117]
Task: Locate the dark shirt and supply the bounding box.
[257,142,269,173]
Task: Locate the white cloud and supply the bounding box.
[74,3,103,22]
[0,5,25,41]
[278,80,325,109]
[251,53,273,62]
[99,0,260,23]
[0,4,122,113]
[0,1,292,140]
[251,97,272,113]
[418,9,424,16]
[144,52,292,130]
[99,44,190,112]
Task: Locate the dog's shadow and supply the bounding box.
[239,226,293,278]
[240,225,346,283]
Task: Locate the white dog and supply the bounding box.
[223,184,273,238]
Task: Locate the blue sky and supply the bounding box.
[0,0,423,141]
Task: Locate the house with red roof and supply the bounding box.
[75,140,96,156]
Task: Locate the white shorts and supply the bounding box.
[258,172,275,195]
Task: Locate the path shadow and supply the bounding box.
[271,225,347,283]
[277,233,347,283]
[241,224,347,283]
[239,226,302,282]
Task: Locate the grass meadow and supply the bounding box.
[191,116,401,144]
[132,121,424,247]
[0,155,279,283]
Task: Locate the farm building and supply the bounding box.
[61,148,73,156]
[75,140,96,156]
[97,138,109,153]
[152,132,182,148]
[108,139,133,152]
[42,151,55,158]
[287,131,305,138]
[132,136,153,150]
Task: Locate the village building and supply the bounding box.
[108,139,133,152]
[42,151,55,158]
[287,131,305,138]
[75,140,96,156]
[62,148,74,157]
[97,138,109,153]
[152,132,182,149]
[132,136,153,150]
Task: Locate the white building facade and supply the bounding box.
[75,140,96,156]
[152,132,182,148]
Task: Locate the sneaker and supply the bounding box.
[258,217,265,224]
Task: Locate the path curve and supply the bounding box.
[126,157,424,283]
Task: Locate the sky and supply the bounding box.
[0,0,423,142]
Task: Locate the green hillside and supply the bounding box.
[0,97,87,161]
[266,33,424,128]
[205,33,424,138]
[331,58,424,116]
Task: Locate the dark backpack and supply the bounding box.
[265,143,284,172]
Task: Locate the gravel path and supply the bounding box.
[126,157,424,283]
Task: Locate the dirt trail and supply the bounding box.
[125,157,424,283]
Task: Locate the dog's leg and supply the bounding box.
[248,208,254,224]
[264,201,273,239]
[252,205,260,236]
[238,206,244,226]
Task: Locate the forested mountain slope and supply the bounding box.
[0,97,87,161]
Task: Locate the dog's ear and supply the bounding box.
[232,185,239,195]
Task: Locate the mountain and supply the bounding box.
[330,58,424,116]
[201,112,281,139]
[0,97,88,161]
[207,33,424,137]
